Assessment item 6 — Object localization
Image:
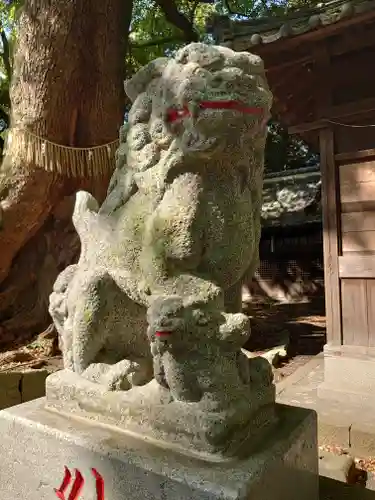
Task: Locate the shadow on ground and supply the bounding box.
[320,476,375,499]
[244,296,326,356]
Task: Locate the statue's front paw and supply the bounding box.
[82,359,152,391]
[49,292,67,317]
[103,366,133,391]
[248,356,274,386]
[219,312,250,347]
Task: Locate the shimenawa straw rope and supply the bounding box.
[4,128,119,178]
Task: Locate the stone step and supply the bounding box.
[318,450,357,484]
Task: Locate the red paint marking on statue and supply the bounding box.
[166,101,264,123]
[54,466,72,499]
[91,468,105,500]
[155,330,173,339]
[166,107,190,122]
[68,469,84,500]
[54,467,104,499]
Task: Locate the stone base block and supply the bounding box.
[45,369,277,461]
[0,398,318,500]
[318,345,375,406]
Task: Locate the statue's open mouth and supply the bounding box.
[155,330,173,340]
[166,101,264,123]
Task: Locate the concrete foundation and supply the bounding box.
[0,398,318,500]
[318,345,375,406]
[276,354,375,457]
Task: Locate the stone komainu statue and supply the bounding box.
[49,42,273,402]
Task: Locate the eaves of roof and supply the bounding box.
[207,0,375,48]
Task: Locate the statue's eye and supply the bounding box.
[195,312,208,326]
[211,75,223,86]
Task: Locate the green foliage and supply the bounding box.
[0,0,21,151]
[265,120,318,174]
[128,0,216,73]
[127,0,322,71]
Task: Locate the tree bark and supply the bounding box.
[0,0,129,344]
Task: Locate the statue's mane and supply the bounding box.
[118,43,272,182]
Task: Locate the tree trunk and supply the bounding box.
[0,0,130,346]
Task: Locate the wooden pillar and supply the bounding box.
[319,127,342,346]
[314,44,342,346]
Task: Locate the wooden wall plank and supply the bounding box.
[336,149,375,162]
[289,97,375,134]
[336,119,375,154]
[341,201,375,213]
[341,279,368,346]
[340,180,375,205]
[320,127,342,345]
[340,161,375,184]
[342,212,375,233]
[339,255,375,278]
[342,230,375,253]
[340,162,375,211]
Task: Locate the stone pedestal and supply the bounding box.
[0,398,318,500]
[44,369,277,461]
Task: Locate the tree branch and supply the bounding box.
[124,0,133,46]
[155,0,199,42]
[131,35,185,48]
[189,0,200,22]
